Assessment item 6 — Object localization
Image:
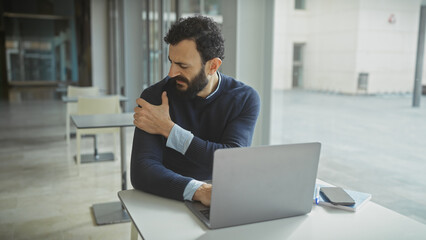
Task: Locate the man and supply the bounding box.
[131,16,260,206]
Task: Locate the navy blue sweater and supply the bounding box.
[130,73,260,201]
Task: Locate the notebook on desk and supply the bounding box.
[185,142,321,229]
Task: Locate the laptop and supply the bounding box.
[185,142,321,229]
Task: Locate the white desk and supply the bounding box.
[62,95,128,103]
[64,95,129,163]
[72,113,134,225]
[118,185,426,240]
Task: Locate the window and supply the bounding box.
[179,0,222,23]
[292,43,305,88]
[295,0,306,10]
[4,13,76,83]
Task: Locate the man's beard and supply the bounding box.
[173,67,208,99]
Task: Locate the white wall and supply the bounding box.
[273,0,360,92]
[273,0,424,94]
[305,0,360,93]
[356,0,421,93]
[90,0,109,93]
[272,0,310,90]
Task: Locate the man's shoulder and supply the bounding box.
[219,73,259,101]
[141,77,170,104]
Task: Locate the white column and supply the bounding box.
[221,0,274,146]
[91,0,109,93]
[123,0,145,112]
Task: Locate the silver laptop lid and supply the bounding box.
[209,142,321,229]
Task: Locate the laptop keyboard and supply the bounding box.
[200,209,210,220]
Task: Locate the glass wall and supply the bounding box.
[271,0,426,225]
[180,0,222,23]
[1,0,85,101]
[5,15,72,82]
[146,0,177,86]
[141,0,222,87]
[3,0,78,84]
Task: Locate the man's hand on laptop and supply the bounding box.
[193,183,212,206]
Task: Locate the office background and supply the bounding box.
[0,0,425,239]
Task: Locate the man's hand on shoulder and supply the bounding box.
[193,183,212,207]
[134,91,174,138]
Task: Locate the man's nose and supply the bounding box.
[168,64,179,78]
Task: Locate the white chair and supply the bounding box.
[66,86,99,145]
[75,96,121,168]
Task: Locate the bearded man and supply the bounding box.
[131,16,260,206]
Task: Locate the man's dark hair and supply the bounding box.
[164,16,225,64]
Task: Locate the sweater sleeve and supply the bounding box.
[130,127,193,201]
[130,85,193,201]
[185,89,261,169]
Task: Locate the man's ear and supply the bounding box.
[206,58,222,75]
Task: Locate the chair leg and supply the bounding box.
[114,131,118,161]
[131,222,139,240]
[66,107,70,145]
[76,131,81,168]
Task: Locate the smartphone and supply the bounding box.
[320,187,355,206]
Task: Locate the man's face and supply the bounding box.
[168,40,208,98]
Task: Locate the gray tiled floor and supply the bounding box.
[0,101,133,239]
[271,89,426,225]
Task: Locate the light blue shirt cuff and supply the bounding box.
[166,124,194,155]
[183,179,206,201]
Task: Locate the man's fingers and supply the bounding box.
[136,98,149,108]
[161,91,169,106]
[136,95,167,108]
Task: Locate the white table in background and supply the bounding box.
[62,95,128,103]
[72,113,134,225]
[64,95,128,163]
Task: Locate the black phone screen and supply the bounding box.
[320,187,355,206]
